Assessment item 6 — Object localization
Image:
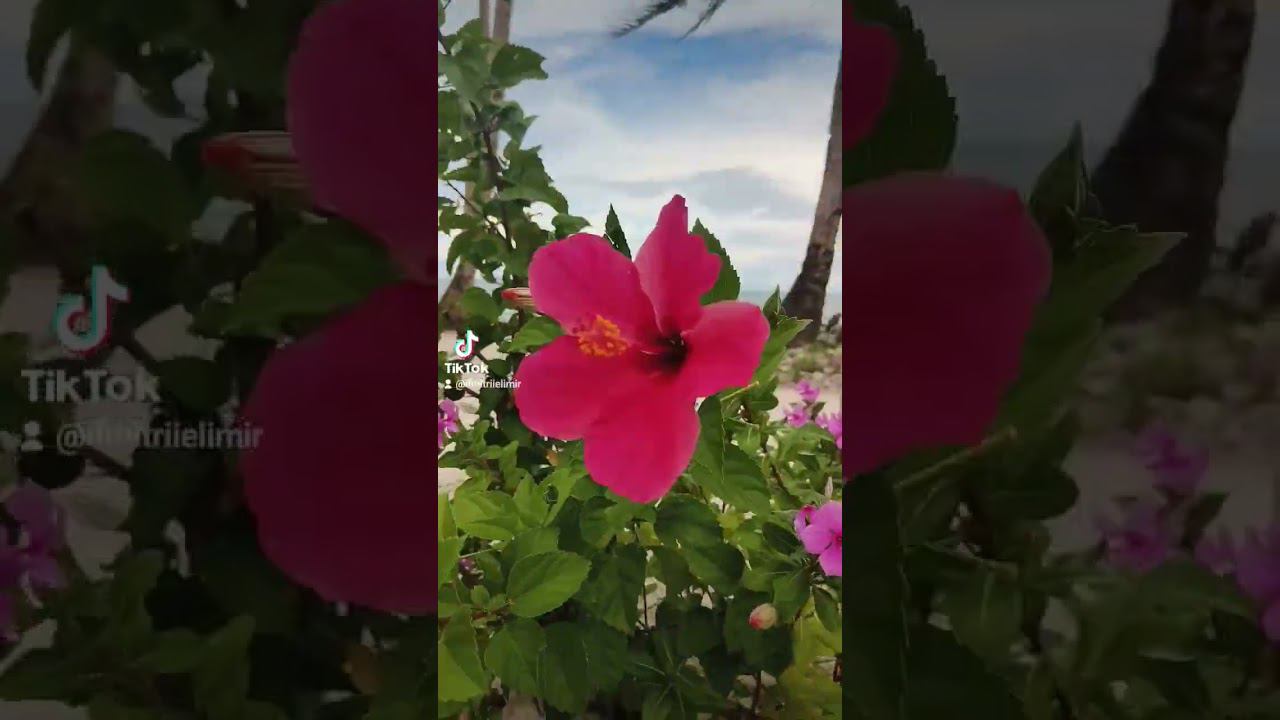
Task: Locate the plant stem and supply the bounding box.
[749,672,763,718]
[897,426,1020,493]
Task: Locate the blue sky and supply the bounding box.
[1,0,1277,292]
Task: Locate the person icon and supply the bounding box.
[19,421,43,453]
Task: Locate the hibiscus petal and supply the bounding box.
[288,0,431,257]
[581,385,699,503]
[241,282,436,615]
[514,336,651,441]
[678,301,770,398]
[633,196,722,335]
[528,233,659,343]
[845,174,1051,476]
[847,19,898,147]
[819,545,843,577]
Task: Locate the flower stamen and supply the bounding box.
[574,315,629,358]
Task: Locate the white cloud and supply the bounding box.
[443,0,840,43]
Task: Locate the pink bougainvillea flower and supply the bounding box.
[5,483,66,590]
[287,0,431,285]
[1135,425,1208,498]
[795,380,820,405]
[846,174,1052,475]
[241,283,436,615]
[784,403,809,429]
[1236,526,1280,642]
[816,412,843,450]
[798,501,842,576]
[1097,502,1174,574]
[1195,527,1236,577]
[847,16,898,146]
[513,196,769,502]
[794,505,817,535]
[438,400,460,450]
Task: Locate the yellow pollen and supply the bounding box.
[575,315,629,358]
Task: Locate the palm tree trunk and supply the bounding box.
[439,0,513,328]
[781,60,842,343]
[1093,0,1256,320]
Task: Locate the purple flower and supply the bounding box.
[1195,527,1236,577]
[438,399,460,449]
[798,501,842,576]
[816,412,843,449]
[0,484,68,641]
[1236,526,1280,643]
[1135,425,1208,498]
[795,380,820,405]
[1098,502,1173,574]
[784,403,808,428]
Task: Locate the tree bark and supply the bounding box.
[0,38,117,275]
[439,0,514,329]
[1092,0,1256,320]
[782,60,842,344]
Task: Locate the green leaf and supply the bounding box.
[845,473,908,719]
[848,0,956,186]
[484,618,544,696]
[724,591,793,676]
[814,587,841,633]
[512,476,549,528]
[752,315,809,385]
[689,397,772,513]
[156,357,230,412]
[215,221,398,338]
[460,286,501,323]
[78,131,198,243]
[506,550,591,617]
[605,205,631,258]
[27,0,79,90]
[576,544,646,633]
[580,618,629,693]
[692,220,740,303]
[655,495,744,589]
[192,616,256,720]
[943,570,1023,659]
[502,316,563,354]
[438,537,462,589]
[905,626,1027,720]
[438,612,488,703]
[1182,492,1227,548]
[772,569,810,621]
[491,44,548,87]
[135,629,205,673]
[1028,124,1092,256]
[452,490,520,541]
[536,622,591,714]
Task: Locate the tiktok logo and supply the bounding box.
[51,265,130,355]
[453,330,479,359]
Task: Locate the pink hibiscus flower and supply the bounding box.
[844,17,1052,476]
[237,0,436,615]
[798,501,842,576]
[513,196,769,502]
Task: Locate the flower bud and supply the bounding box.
[748,603,777,630]
[501,287,537,312]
